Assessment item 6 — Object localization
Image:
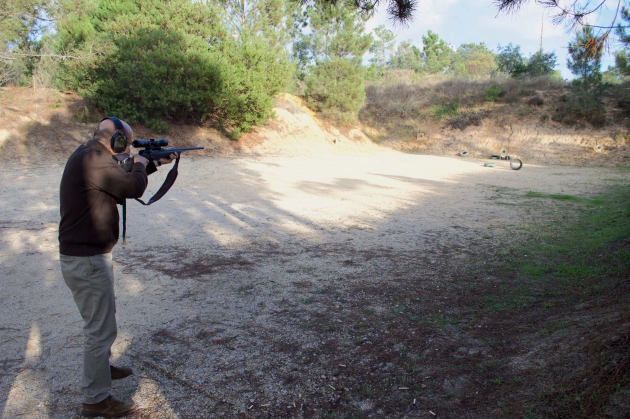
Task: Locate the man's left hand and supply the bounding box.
[159,153,178,166]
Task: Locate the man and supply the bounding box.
[58,117,176,417]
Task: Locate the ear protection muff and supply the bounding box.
[101,116,128,153]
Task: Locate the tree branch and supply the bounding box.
[0,52,92,61]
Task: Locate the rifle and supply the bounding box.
[116,138,204,247]
[118,138,204,172]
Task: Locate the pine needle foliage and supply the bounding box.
[567,25,603,83]
[300,0,372,124]
[57,0,293,136]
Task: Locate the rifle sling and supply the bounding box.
[122,155,181,248]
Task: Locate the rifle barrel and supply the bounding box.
[168,146,204,151]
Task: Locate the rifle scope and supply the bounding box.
[132,138,168,148]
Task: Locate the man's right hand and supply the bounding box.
[133,154,149,167]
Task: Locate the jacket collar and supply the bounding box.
[87,138,111,154]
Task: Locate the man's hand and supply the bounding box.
[133,154,149,167]
[159,153,178,166]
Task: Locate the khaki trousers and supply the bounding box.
[60,253,117,404]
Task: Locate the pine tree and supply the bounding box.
[567,26,602,83]
[301,0,372,123]
[220,0,301,50]
[388,40,422,71]
[0,0,56,86]
[421,31,452,74]
[369,25,395,70]
[616,6,630,76]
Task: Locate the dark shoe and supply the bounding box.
[82,395,136,417]
[110,365,133,380]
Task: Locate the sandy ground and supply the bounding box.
[1,150,629,418]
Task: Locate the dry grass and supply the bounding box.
[361,73,566,121]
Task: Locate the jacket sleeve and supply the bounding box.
[87,158,149,200]
[146,161,158,175]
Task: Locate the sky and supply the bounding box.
[364,0,622,79]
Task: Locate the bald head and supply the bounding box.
[93,118,133,154]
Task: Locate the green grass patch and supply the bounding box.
[484,297,530,312]
[431,101,460,119]
[522,265,548,277]
[515,187,630,285]
[481,186,630,316]
[361,383,375,398]
[489,185,630,417]
[390,303,408,314]
[525,191,580,201]
[428,313,462,327]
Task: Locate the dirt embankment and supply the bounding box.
[361,77,630,167]
[0,88,375,161]
[2,84,629,166]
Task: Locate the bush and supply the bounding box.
[552,81,606,127]
[58,0,291,135]
[0,56,29,86]
[610,82,630,116]
[432,101,460,119]
[484,83,504,102]
[446,111,484,130]
[78,27,222,132]
[525,51,558,77]
[495,44,558,78]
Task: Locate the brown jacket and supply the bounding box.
[59,139,153,256]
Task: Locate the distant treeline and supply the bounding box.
[2,0,630,134]
[366,28,558,80]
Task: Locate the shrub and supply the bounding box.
[610,83,630,116]
[552,81,606,127]
[446,111,484,130]
[58,0,291,134]
[78,27,222,132]
[525,51,558,77]
[0,51,29,86]
[484,83,504,102]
